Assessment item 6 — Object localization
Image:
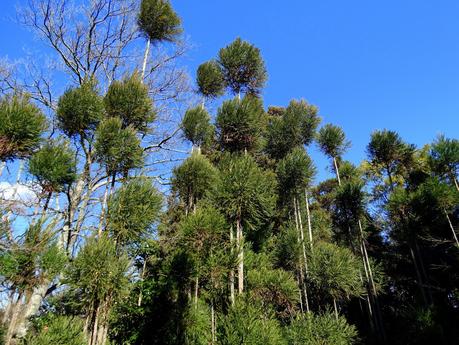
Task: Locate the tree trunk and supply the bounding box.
[137,258,148,307]
[445,210,459,247]
[141,39,151,80]
[304,189,313,251]
[294,196,310,312]
[333,298,339,320]
[211,302,216,344]
[333,157,341,186]
[229,226,235,305]
[0,161,5,178]
[194,276,199,307]
[236,218,244,294]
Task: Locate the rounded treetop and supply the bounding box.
[138,0,182,44]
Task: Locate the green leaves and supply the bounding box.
[216,96,266,153]
[215,154,277,232]
[25,316,85,345]
[66,235,130,307]
[285,312,358,345]
[107,177,162,245]
[0,94,46,161]
[181,106,214,147]
[308,242,364,301]
[429,134,459,183]
[138,0,182,43]
[104,73,155,133]
[29,140,76,193]
[56,79,104,138]
[317,123,350,159]
[277,146,316,198]
[196,60,225,98]
[266,100,321,160]
[94,117,144,176]
[218,38,267,96]
[172,152,218,210]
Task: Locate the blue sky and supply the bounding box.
[1,0,458,181]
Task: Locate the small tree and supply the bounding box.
[94,117,144,179]
[107,177,162,246]
[56,80,104,139]
[181,106,214,150]
[218,38,267,97]
[367,129,414,190]
[429,135,459,191]
[172,152,218,213]
[0,94,46,162]
[104,73,155,133]
[29,140,76,206]
[138,0,182,78]
[216,96,266,153]
[196,60,225,100]
[317,124,350,185]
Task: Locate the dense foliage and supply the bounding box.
[0,2,458,345]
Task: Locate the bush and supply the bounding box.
[0,94,46,161]
[23,315,85,345]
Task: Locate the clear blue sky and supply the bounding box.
[1,0,458,181]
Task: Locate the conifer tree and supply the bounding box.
[138,0,182,79]
[317,124,350,185]
[196,60,226,101]
[0,94,46,163]
[218,38,267,97]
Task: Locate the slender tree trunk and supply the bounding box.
[141,39,151,80]
[294,197,310,312]
[229,226,235,305]
[333,157,341,186]
[98,179,111,236]
[454,176,459,192]
[4,294,22,345]
[137,258,147,307]
[297,274,304,313]
[333,298,339,320]
[211,302,216,344]
[445,210,459,247]
[304,189,313,251]
[414,239,432,305]
[194,276,199,307]
[236,217,244,294]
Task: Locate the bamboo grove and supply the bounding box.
[0,1,458,345]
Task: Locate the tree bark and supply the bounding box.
[141,39,151,80]
[333,157,341,186]
[229,226,235,305]
[236,217,244,294]
[304,189,313,251]
[445,210,459,247]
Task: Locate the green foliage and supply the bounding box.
[56,79,104,138]
[23,315,85,345]
[181,106,214,147]
[107,177,162,245]
[218,299,286,345]
[367,129,415,183]
[429,134,459,181]
[94,117,144,176]
[215,154,277,233]
[172,152,218,210]
[29,140,76,193]
[285,312,358,345]
[183,300,212,345]
[246,251,298,319]
[0,94,46,161]
[196,60,226,98]
[317,123,350,158]
[138,0,182,43]
[266,100,320,160]
[65,235,129,309]
[216,96,266,152]
[218,37,267,96]
[308,242,364,301]
[0,220,66,292]
[277,146,316,198]
[104,73,155,132]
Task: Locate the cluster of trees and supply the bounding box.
[0,1,458,345]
